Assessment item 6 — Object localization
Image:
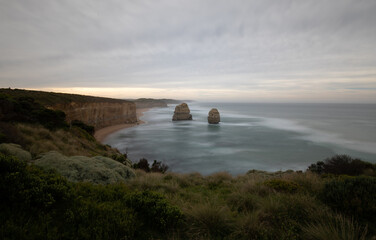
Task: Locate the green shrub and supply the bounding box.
[111,153,132,166]
[133,158,151,172]
[0,152,71,213]
[34,151,135,184]
[264,179,300,193]
[151,160,169,173]
[0,143,32,161]
[126,190,183,231]
[308,155,375,176]
[63,197,138,239]
[133,158,169,173]
[321,176,376,222]
[71,120,95,135]
[35,108,68,130]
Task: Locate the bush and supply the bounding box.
[34,151,135,184]
[0,152,71,212]
[321,176,376,222]
[133,158,150,172]
[151,160,169,173]
[133,158,169,173]
[71,120,95,135]
[264,179,300,193]
[0,143,32,161]
[308,155,375,176]
[126,190,183,231]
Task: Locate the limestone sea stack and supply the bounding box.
[172,103,192,121]
[208,108,220,124]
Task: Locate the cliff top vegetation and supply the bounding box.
[0,88,132,107]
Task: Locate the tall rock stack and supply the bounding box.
[172,103,192,121]
[208,108,220,124]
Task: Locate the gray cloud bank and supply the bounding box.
[0,0,376,101]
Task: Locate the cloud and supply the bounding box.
[0,0,376,102]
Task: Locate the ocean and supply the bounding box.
[104,102,376,175]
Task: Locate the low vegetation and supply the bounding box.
[1,148,375,239]
[0,88,130,106]
[34,151,135,184]
[308,154,376,176]
[133,158,169,173]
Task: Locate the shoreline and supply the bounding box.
[94,108,150,143]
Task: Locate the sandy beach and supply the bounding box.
[94,108,150,143]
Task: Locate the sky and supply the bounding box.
[0,0,376,102]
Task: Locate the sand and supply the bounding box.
[94,108,150,143]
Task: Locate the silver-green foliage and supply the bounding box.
[0,143,32,162]
[34,151,135,184]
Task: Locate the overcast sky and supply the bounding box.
[1,0,376,102]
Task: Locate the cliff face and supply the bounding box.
[53,101,137,130]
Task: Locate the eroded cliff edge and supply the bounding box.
[53,101,137,130]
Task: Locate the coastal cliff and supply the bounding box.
[0,88,138,130]
[52,101,137,130]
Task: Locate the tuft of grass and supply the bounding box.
[283,171,325,194]
[184,201,234,239]
[206,171,233,190]
[302,213,368,240]
[231,211,268,240]
[227,191,261,213]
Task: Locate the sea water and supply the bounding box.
[104,102,376,175]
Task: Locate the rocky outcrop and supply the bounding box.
[208,108,220,124]
[52,101,137,130]
[172,103,192,121]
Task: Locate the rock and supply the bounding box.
[172,103,192,121]
[208,108,220,124]
[34,151,135,184]
[0,143,32,161]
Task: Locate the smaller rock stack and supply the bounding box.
[208,108,220,124]
[172,103,192,121]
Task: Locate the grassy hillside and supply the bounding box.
[1,152,375,239]
[0,88,131,106]
[0,91,130,160]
